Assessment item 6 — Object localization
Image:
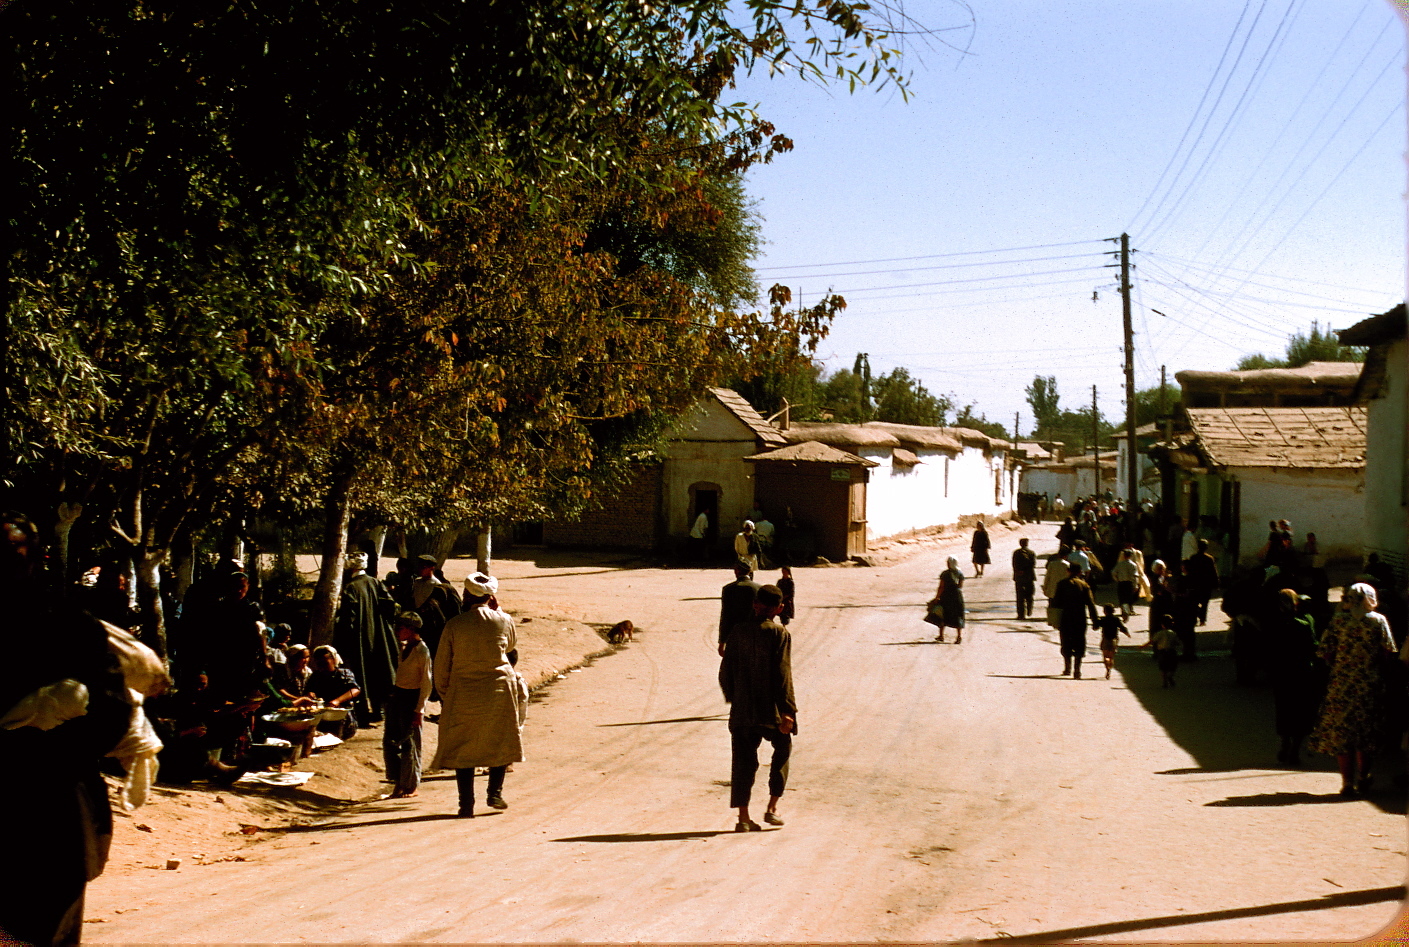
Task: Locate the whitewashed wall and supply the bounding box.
[1235,467,1365,566]
[1116,440,1160,503]
[1020,466,1079,503]
[1363,337,1406,576]
[867,445,1014,540]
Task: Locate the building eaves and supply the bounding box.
[1338,303,1406,347]
[707,387,786,446]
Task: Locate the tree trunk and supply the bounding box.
[475,529,492,574]
[134,545,169,663]
[432,526,462,569]
[53,500,83,589]
[308,467,355,648]
[368,524,387,579]
[173,533,196,605]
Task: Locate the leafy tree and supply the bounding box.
[1133,385,1182,427]
[1234,322,1365,369]
[873,368,952,427]
[1025,375,1062,435]
[953,405,1009,439]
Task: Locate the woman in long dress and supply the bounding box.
[1307,584,1395,797]
[934,556,966,644]
[970,523,991,577]
[1265,589,1320,767]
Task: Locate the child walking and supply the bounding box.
[1094,604,1129,680]
[385,612,433,798]
[1148,613,1180,688]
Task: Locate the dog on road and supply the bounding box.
[607,620,634,644]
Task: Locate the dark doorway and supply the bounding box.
[689,485,720,551]
[512,521,544,546]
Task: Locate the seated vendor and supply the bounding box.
[308,645,361,739]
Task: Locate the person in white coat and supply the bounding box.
[432,572,526,818]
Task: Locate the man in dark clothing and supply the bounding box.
[1184,538,1220,625]
[1012,537,1038,620]
[1,511,132,947]
[717,561,761,656]
[719,584,796,832]
[1053,562,1100,678]
[334,552,398,725]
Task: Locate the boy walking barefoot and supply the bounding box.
[1094,605,1129,680]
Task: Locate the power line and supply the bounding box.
[753,239,1107,272]
[758,250,1106,281]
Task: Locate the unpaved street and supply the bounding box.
[87,524,1406,942]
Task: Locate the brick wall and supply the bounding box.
[543,464,663,551]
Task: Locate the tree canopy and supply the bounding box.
[1234,322,1366,370]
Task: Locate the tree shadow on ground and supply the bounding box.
[597,714,727,727]
[976,885,1406,943]
[278,811,488,832]
[1120,648,1405,815]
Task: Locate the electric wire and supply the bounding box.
[753,239,1108,272]
[1144,0,1306,246]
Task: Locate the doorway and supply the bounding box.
[688,483,721,550]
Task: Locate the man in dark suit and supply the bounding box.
[718,561,761,656]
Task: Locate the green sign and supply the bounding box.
[830,468,851,481]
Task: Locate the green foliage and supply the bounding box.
[1025,376,1061,432]
[1133,385,1181,427]
[873,368,952,427]
[953,405,1009,439]
[1234,322,1366,370]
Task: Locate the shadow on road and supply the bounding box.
[880,639,946,647]
[1204,790,1347,806]
[597,714,727,727]
[975,885,1406,944]
[1119,648,1406,814]
[552,829,773,843]
[278,812,482,832]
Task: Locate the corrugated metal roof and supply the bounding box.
[745,440,879,466]
[1185,406,1367,469]
[707,388,786,446]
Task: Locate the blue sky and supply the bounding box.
[734,0,1406,435]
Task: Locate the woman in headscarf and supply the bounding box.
[734,521,759,573]
[933,556,966,644]
[1147,560,1174,645]
[970,522,991,578]
[1307,584,1396,797]
[432,572,527,817]
[1265,590,1320,767]
[308,645,362,739]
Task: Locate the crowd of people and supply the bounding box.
[1026,498,1407,799]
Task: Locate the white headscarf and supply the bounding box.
[1348,582,1379,612]
[946,556,959,572]
[464,572,498,597]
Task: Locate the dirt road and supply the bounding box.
[86,524,1406,942]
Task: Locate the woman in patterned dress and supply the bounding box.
[1307,584,1395,798]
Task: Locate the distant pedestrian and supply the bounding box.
[734,521,760,573]
[385,613,432,798]
[719,561,761,655]
[777,566,796,626]
[1184,539,1220,625]
[433,572,527,817]
[932,556,966,644]
[1111,548,1140,618]
[689,509,710,563]
[971,522,991,578]
[1148,560,1173,643]
[1095,605,1129,679]
[1053,562,1099,677]
[1012,538,1037,620]
[1053,494,1065,518]
[754,517,776,569]
[1056,517,1078,549]
[1149,613,1181,688]
[719,584,796,832]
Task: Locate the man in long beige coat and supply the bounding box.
[431,572,525,818]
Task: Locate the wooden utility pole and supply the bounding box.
[1121,233,1138,534]
[1091,384,1099,497]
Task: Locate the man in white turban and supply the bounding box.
[432,572,526,817]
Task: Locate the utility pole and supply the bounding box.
[1013,411,1020,442]
[1091,384,1099,497]
[1159,365,1167,414]
[1121,233,1138,536]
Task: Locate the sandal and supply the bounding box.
[734,820,762,832]
[763,812,784,826]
